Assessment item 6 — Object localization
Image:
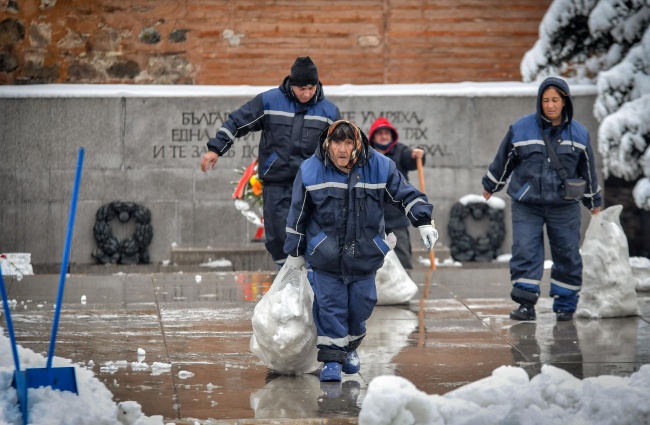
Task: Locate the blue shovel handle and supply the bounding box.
[46,147,84,370]
[0,273,21,373]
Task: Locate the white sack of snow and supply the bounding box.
[0,253,34,280]
[250,265,320,374]
[577,205,639,318]
[630,256,650,291]
[376,250,418,305]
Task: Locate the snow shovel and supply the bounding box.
[0,272,28,421]
[8,147,84,424]
[416,157,436,270]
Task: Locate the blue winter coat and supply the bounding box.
[207,77,341,184]
[482,77,602,210]
[284,128,433,283]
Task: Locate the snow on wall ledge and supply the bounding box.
[0,82,598,98]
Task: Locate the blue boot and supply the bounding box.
[320,362,342,382]
[342,350,360,374]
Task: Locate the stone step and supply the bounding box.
[32,244,508,275]
[170,246,276,271]
[171,244,455,271]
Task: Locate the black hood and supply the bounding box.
[536,76,573,127]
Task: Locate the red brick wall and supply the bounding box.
[0,0,552,85]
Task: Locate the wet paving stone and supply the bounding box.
[2,268,649,423]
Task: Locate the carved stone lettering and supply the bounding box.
[153,110,453,162]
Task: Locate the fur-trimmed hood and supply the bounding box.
[316,120,372,170]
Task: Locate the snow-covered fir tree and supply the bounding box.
[521,0,650,211]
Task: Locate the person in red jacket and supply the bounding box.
[368,117,426,269]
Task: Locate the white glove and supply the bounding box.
[385,232,397,250]
[418,223,438,251]
[285,255,306,270]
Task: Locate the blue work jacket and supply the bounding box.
[207,77,340,184]
[285,138,433,283]
[482,77,602,210]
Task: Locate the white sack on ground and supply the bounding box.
[630,256,650,291]
[250,265,320,374]
[577,205,640,318]
[376,250,418,305]
[0,253,34,280]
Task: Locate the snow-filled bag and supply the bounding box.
[631,256,650,291]
[577,205,640,318]
[250,264,320,374]
[0,253,34,280]
[376,250,418,305]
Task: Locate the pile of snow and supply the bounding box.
[458,194,506,210]
[359,364,650,425]
[199,258,232,268]
[0,327,165,425]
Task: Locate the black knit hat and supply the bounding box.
[289,57,319,86]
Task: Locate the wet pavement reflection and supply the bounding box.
[1,268,649,424]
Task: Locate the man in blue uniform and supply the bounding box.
[201,57,341,268]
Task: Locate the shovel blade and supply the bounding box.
[12,366,78,394]
[12,368,77,425]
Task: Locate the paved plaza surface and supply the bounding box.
[2,265,650,424]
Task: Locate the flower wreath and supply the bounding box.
[447,198,506,262]
[92,201,153,264]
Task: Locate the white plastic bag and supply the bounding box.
[0,253,34,281]
[250,265,320,374]
[375,250,418,305]
[577,205,639,318]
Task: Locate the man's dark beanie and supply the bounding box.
[289,56,319,86]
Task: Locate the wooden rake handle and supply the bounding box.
[416,157,436,270]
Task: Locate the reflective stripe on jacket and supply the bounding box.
[482,114,601,209]
[285,147,432,283]
[482,77,602,210]
[207,78,340,184]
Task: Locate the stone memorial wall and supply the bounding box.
[0,83,601,268]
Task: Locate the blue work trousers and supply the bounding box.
[510,201,582,312]
[311,271,377,363]
[262,184,291,265]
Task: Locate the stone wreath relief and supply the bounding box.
[92,202,153,264]
[448,199,506,262]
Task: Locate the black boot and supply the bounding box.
[556,311,574,321]
[510,303,536,321]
